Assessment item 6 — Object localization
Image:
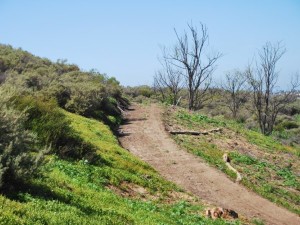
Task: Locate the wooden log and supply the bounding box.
[169,128,222,135]
[169,131,202,135]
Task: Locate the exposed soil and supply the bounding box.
[118,103,300,225]
[107,181,197,204]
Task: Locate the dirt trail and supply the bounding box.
[118,104,300,225]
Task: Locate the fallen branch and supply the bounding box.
[169,128,222,135]
[169,131,203,135]
[117,105,125,114]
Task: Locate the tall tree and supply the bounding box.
[162,23,221,110]
[246,42,299,135]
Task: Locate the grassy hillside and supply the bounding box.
[0,111,240,224]
[164,107,300,215]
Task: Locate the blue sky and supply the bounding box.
[0,0,299,87]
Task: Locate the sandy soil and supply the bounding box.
[118,104,300,225]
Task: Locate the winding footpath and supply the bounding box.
[118,104,300,225]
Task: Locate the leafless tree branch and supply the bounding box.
[159,22,221,110]
[246,42,299,135]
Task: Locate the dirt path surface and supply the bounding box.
[118,104,300,225]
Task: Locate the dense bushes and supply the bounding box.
[0,89,46,189]
[14,95,101,163]
[52,71,105,115]
[123,85,154,99]
[0,44,128,123]
[276,121,299,131]
[0,44,130,167]
[0,44,129,189]
[15,96,70,146]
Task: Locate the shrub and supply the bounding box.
[14,95,102,163]
[45,84,71,107]
[281,103,300,116]
[123,85,154,98]
[15,96,71,147]
[275,121,299,132]
[1,45,126,122]
[56,135,103,164]
[0,89,45,189]
[137,85,153,98]
[282,121,299,129]
[56,72,106,116]
[101,97,120,116]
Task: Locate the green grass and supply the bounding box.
[0,111,237,224]
[173,135,237,180]
[167,108,300,215]
[229,152,300,214]
[177,111,226,127]
[176,110,300,156]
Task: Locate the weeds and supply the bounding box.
[177,111,226,127]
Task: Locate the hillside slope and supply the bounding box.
[0,110,236,225]
[165,106,300,215]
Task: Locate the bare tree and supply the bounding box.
[221,70,247,119]
[154,58,183,105]
[246,42,299,135]
[162,23,221,110]
[153,76,166,102]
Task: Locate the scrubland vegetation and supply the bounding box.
[0,44,240,224]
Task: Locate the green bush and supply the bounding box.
[137,85,153,98]
[275,121,299,131]
[14,95,102,163]
[0,89,45,189]
[56,135,103,164]
[123,85,154,98]
[15,96,71,146]
[281,104,300,116]
[283,121,299,129]
[101,97,120,116]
